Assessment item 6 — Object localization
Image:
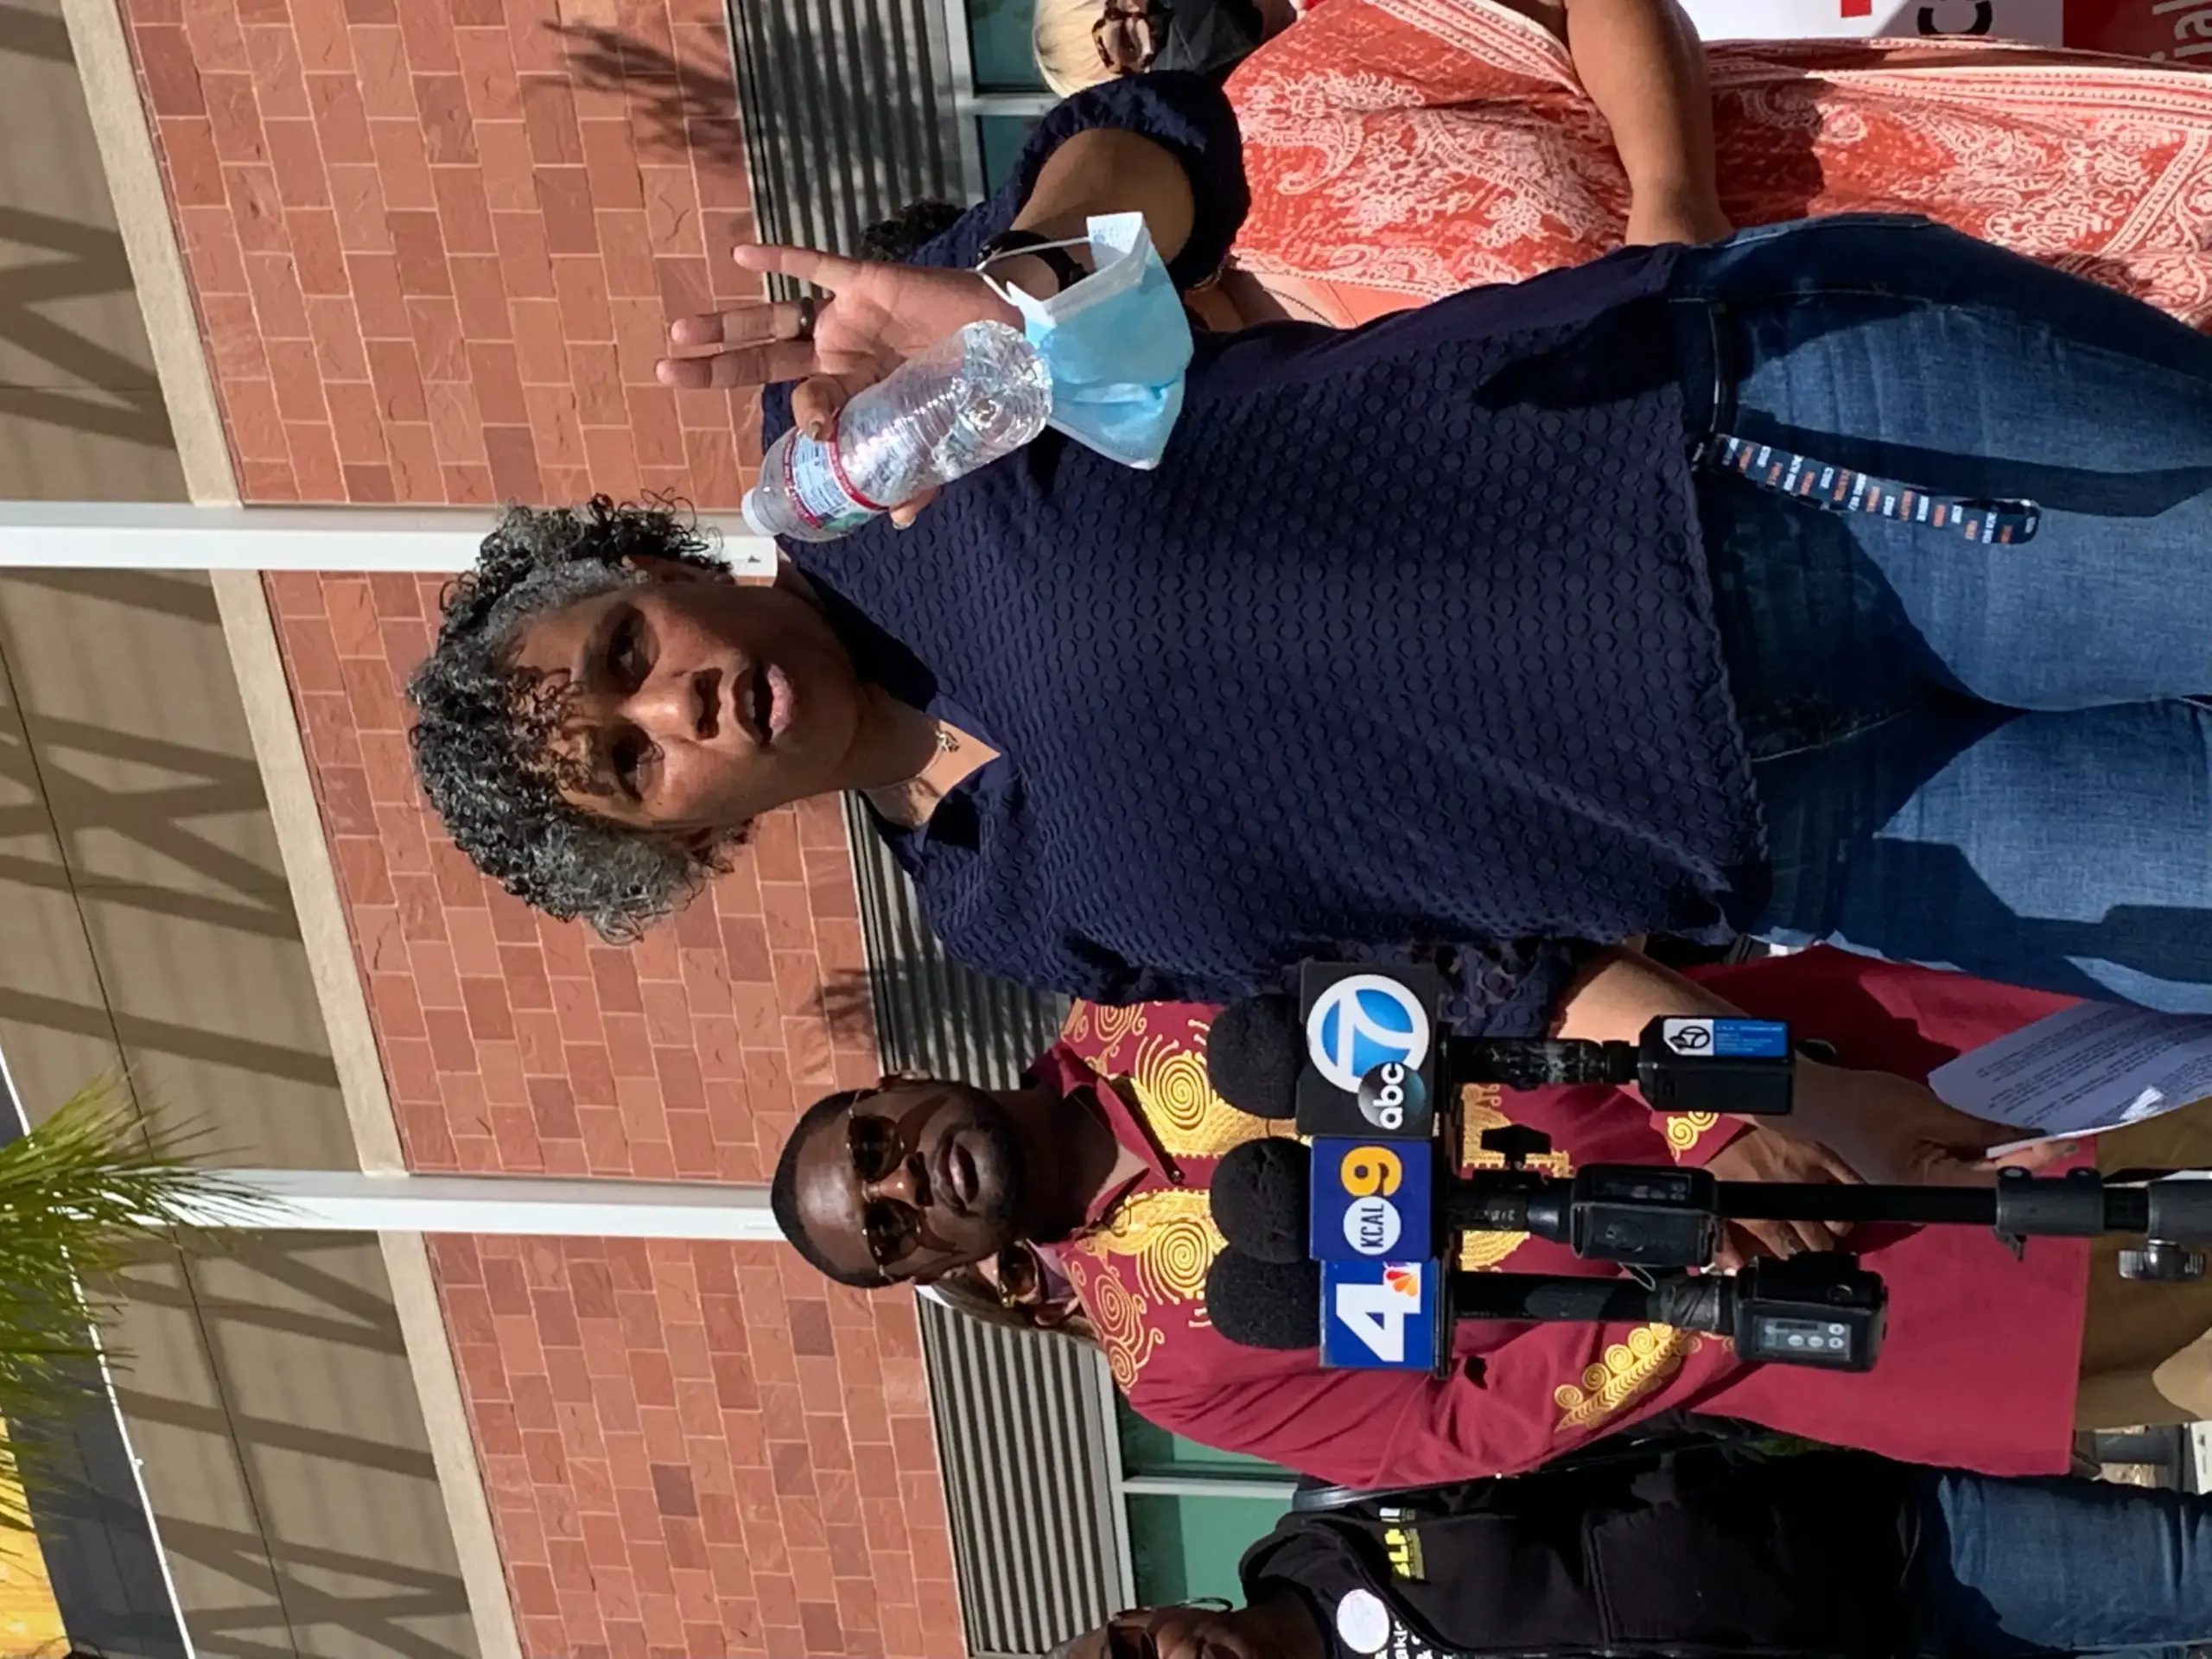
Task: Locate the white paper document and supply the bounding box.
[1928,1001,2212,1155]
[1676,0,2063,43]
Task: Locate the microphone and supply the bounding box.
[1211,982,1789,1139]
[1270,961,1800,1138]
[1215,1117,1888,1370]
[1205,1239,1804,1356]
[1211,1139,1313,1264]
[1205,1248,1321,1350]
[1206,995,1302,1120]
[1448,1038,1638,1090]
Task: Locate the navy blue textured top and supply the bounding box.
[761,73,1763,1035]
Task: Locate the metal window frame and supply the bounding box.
[1090,1385,1302,1503]
[1116,1475,1303,1501]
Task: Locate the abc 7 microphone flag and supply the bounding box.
[1298,967,1440,1137]
[1300,965,1448,1371]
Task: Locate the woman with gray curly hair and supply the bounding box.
[410,67,2212,1192]
[406,499,866,938]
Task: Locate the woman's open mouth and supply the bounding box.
[739,664,791,745]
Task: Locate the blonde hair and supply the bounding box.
[1033,0,1118,96]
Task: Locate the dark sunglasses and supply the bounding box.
[1094,0,1171,72]
[1102,1618,1158,1659]
[847,1092,968,1274]
[847,1109,923,1271]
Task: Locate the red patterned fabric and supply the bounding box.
[1227,0,2212,327]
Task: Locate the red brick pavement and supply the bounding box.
[117,0,970,1641]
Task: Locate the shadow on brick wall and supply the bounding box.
[556,22,747,170]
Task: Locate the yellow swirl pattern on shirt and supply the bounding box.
[1090,1001,1150,1065]
[1062,1250,1166,1392]
[1077,1188,1224,1305]
[1553,1325,1700,1433]
[1128,1032,1292,1158]
[1666,1112,1721,1158]
[1061,999,1151,1063]
[1063,1189,1224,1389]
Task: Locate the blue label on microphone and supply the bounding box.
[1310,1137,1434,1262]
[1320,1259,1440,1370]
[1656,1018,1790,1060]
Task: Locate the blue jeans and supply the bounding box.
[1672,218,2212,1009]
[1917,1468,2212,1657]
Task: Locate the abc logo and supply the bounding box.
[1343,1195,1402,1256]
[1357,1061,1427,1132]
[1306,976,1432,1094]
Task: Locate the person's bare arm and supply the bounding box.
[661,124,1198,395]
[1551,947,2062,1185]
[1557,0,1731,245]
[659,125,1198,518]
[1002,129,1197,277]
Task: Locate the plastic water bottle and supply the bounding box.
[741,321,1052,542]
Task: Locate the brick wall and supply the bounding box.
[120,0,972,1649]
[126,0,763,506]
[260,569,967,1659]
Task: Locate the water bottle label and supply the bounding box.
[780,429,881,537]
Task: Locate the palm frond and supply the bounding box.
[0,1077,275,1526]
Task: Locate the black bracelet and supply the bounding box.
[976,229,1087,296]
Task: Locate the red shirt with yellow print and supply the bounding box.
[1041,949,2088,1489]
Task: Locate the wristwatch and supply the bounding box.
[976,228,1087,296]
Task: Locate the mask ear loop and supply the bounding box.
[975,233,1098,308]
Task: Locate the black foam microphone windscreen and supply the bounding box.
[1205,1247,1321,1351]
[1209,1138,1313,1264]
[1206,994,1302,1120]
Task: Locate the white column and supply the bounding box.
[0,503,778,575]
[180,1169,783,1242]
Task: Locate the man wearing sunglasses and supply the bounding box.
[1050,1440,2212,1659]
[768,945,2212,1491]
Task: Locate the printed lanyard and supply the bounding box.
[1696,432,2042,545]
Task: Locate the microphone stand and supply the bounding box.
[1451,1127,2212,1279]
[1417,1129,2212,1375]
[1443,1257,1885,1370]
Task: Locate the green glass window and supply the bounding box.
[1126,1493,1290,1605]
[966,0,1047,91]
[1116,1400,1297,1606]
[979,115,1043,191]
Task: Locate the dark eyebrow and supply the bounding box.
[563,601,628,800]
[572,598,624,698]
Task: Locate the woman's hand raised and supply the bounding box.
[658,243,1020,527]
[658,242,1020,429]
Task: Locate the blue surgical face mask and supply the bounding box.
[981,213,1192,471]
